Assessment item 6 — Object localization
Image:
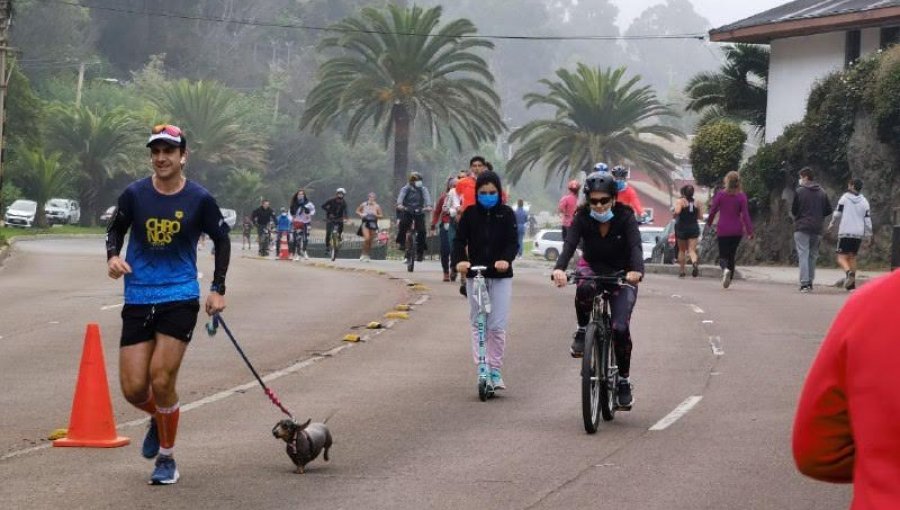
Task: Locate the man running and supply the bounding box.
[106,124,230,485]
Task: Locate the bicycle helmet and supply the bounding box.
[611,165,628,179]
[593,162,609,173]
[336,187,346,194]
[567,179,580,192]
[583,171,618,196]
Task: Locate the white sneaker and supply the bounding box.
[303,252,309,260]
[292,255,299,261]
[722,269,732,289]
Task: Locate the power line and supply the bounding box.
[43,0,707,42]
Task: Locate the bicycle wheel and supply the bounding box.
[598,318,617,422]
[581,322,601,434]
[406,230,415,272]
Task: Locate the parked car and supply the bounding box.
[650,220,705,264]
[220,208,237,229]
[99,206,116,223]
[532,228,564,261]
[45,198,81,225]
[4,199,38,228]
[639,226,664,262]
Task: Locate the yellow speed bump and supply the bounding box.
[384,311,410,320]
[394,304,411,311]
[343,334,362,343]
[48,428,68,441]
[411,285,429,292]
[366,322,383,329]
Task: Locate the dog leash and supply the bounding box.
[206,313,294,420]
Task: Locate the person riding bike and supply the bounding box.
[290,189,315,260]
[251,199,277,257]
[396,172,433,262]
[552,171,644,409]
[321,188,349,251]
[610,165,644,222]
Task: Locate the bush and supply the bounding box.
[690,121,747,187]
[741,124,804,212]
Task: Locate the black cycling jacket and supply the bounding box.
[554,204,644,275]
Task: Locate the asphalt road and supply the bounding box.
[0,239,852,509]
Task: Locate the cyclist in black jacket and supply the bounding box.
[251,199,277,256]
[454,170,518,390]
[322,188,348,250]
[551,171,644,408]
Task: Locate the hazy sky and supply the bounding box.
[615,0,790,30]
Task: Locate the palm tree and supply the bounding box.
[220,168,264,219]
[149,80,268,180]
[46,105,139,226]
[507,65,683,185]
[300,4,505,191]
[684,44,769,134]
[13,149,73,229]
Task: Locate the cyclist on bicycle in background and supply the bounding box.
[290,188,315,260]
[251,199,277,257]
[396,172,432,262]
[551,171,644,409]
[611,165,644,222]
[321,188,348,251]
[454,170,519,390]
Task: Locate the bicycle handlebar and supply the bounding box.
[565,270,628,286]
[470,265,488,275]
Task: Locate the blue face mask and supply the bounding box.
[590,209,614,223]
[478,193,499,208]
[616,180,627,192]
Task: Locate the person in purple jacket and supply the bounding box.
[705,171,753,289]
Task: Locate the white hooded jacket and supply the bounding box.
[830,192,872,239]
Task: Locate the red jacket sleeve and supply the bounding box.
[792,306,855,483]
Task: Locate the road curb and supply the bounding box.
[644,263,742,280]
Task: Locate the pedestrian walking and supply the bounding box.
[674,185,703,278]
[432,178,457,281]
[558,180,580,240]
[105,124,230,485]
[356,192,383,262]
[827,178,872,291]
[705,171,753,289]
[514,199,528,258]
[454,171,518,390]
[446,172,464,281]
[793,270,900,507]
[792,167,832,293]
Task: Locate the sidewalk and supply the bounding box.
[645,263,890,288]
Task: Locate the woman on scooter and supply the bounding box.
[454,171,519,390]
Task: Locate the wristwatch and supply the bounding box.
[210,283,226,295]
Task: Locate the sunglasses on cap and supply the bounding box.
[589,197,614,206]
[152,124,183,137]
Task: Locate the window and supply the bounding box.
[845,30,861,67]
[881,26,900,49]
[545,231,563,242]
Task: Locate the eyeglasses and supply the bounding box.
[152,124,183,137]
[589,197,613,206]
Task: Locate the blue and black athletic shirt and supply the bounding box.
[106,177,231,305]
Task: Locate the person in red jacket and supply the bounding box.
[611,166,644,222]
[793,271,900,508]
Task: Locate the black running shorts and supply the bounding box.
[836,237,862,255]
[120,299,201,347]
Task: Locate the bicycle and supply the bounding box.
[401,207,429,273]
[327,219,344,261]
[471,265,494,401]
[292,223,310,259]
[569,271,631,433]
[257,227,272,257]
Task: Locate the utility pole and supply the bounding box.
[0,0,13,216]
[75,61,85,108]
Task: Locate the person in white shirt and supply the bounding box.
[828,178,873,291]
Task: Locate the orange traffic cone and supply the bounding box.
[278,234,290,260]
[54,324,130,448]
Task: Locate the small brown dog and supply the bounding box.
[272,418,333,474]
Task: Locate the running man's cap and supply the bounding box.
[147,124,187,149]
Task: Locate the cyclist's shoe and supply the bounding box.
[459,283,467,297]
[570,328,585,358]
[141,418,159,459]
[490,369,506,390]
[616,379,634,409]
[149,455,179,485]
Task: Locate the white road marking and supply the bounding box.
[671,294,682,299]
[100,303,124,311]
[650,396,703,431]
[48,321,60,325]
[690,304,704,314]
[702,320,714,324]
[709,336,724,356]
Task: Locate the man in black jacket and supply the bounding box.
[792,167,832,293]
[251,199,277,257]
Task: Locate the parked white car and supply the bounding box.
[220,208,237,229]
[4,199,38,228]
[531,228,564,261]
[639,225,665,262]
[45,198,81,225]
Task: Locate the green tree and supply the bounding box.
[507,65,683,185]
[219,168,264,219]
[148,80,268,183]
[684,44,769,133]
[10,150,73,228]
[689,121,747,188]
[46,105,140,225]
[301,4,505,191]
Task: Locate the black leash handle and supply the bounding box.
[207,314,294,420]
